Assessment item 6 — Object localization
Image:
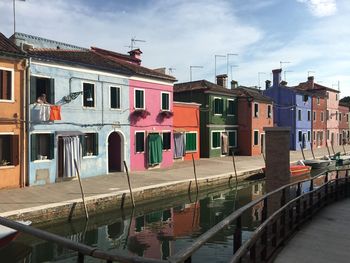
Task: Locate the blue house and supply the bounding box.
[263,69,312,151]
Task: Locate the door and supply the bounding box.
[108,132,122,172]
[260,133,265,154]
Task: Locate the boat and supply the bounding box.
[0,221,31,248]
[302,159,333,169]
[262,165,311,176]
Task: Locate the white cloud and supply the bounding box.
[297,0,337,17]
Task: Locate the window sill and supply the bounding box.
[82,106,96,109]
[33,159,52,163]
[0,165,15,169]
[214,114,223,116]
[186,150,197,153]
[227,114,235,117]
[135,151,145,154]
[110,108,122,111]
[83,155,97,159]
[0,100,15,103]
[162,149,171,152]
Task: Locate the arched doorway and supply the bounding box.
[108,132,122,172]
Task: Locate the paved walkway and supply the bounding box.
[0,145,345,216]
[274,198,350,263]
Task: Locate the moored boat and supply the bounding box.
[302,159,333,169]
[262,165,311,176]
[0,221,31,248]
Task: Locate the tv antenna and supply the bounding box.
[168,68,176,75]
[125,37,146,50]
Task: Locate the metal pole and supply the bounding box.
[214,55,225,82]
[192,154,199,195]
[123,161,135,208]
[13,0,16,34]
[74,159,89,221]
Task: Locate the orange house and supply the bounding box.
[236,86,274,156]
[173,102,200,160]
[0,33,26,189]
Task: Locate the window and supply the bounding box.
[347,114,349,123]
[339,112,342,122]
[267,105,272,118]
[313,111,316,121]
[254,103,259,117]
[83,82,95,108]
[336,93,339,101]
[307,110,311,121]
[0,69,13,101]
[135,89,145,109]
[185,132,197,152]
[30,76,54,104]
[307,131,311,142]
[0,135,18,166]
[321,112,324,122]
[213,98,223,115]
[326,110,329,120]
[212,132,221,148]
[336,111,338,120]
[228,131,237,148]
[313,131,316,141]
[135,132,145,153]
[31,133,54,161]
[227,99,236,116]
[82,133,98,156]
[110,86,121,109]
[298,110,302,121]
[161,92,170,111]
[327,130,330,140]
[303,95,309,102]
[162,132,171,150]
[298,131,302,142]
[316,97,320,105]
[253,130,259,146]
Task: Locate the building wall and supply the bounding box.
[327,90,340,146]
[173,102,200,161]
[129,78,173,171]
[0,57,25,189]
[237,99,251,156]
[338,105,349,144]
[295,93,312,150]
[28,62,130,185]
[312,96,327,148]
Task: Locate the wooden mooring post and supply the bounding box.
[300,143,306,160]
[74,159,89,221]
[191,154,199,195]
[343,143,347,155]
[326,141,331,157]
[310,142,315,159]
[331,141,336,155]
[123,161,135,208]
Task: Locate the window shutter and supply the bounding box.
[50,78,55,104]
[49,134,55,160]
[110,87,116,108]
[80,135,86,156]
[30,134,37,161]
[30,76,37,104]
[94,133,99,156]
[11,135,19,166]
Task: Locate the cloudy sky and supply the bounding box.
[0,0,349,96]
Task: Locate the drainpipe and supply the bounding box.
[23,57,31,187]
[98,75,104,126]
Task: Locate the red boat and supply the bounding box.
[262,165,311,177]
[0,221,31,248]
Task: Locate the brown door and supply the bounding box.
[108,132,122,172]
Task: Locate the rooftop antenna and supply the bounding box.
[168,67,176,75]
[126,37,146,51]
[308,71,315,77]
[280,61,291,69]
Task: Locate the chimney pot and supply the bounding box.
[216,74,228,88]
[307,76,314,89]
[265,80,271,89]
[272,69,282,87]
[230,80,238,89]
[128,48,142,65]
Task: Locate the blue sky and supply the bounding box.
[0,0,349,96]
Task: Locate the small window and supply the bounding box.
[253,130,259,146]
[185,132,197,152]
[313,111,316,121]
[213,98,223,115]
[307,131,311,142]
[162,132,171,150]
[0,135,19,166]
[82,133,98,156]
[135,89,145,109]
[339,112,342,122]
[30,76,54,104]
[83,82,95,108]
[212,132,221,148]
[135,132,145,152]
[298,110,302,121]
[335,111,338,121]
[254,103,259,117]
[327,130,330,140]
[298,131,302,142]
[110,86,121,109]
[161,93,170,111]
[326,110,329,120]
[317,97,320,105]
[307,110,311,121]
[31,133,54,161]
[228,131,237,148]
[313,131,316,141]
[0,69,13,101]
[321,112,324,122]
[227,99,236,115]
[336,94,339,101]
[267,105,272,118]
[303,95,308,102]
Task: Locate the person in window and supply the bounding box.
[37,93,48,104]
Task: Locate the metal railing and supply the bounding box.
[0,168,349,263]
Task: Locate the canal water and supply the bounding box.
[0,169,335,263]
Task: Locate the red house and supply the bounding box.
[338,101,349,144]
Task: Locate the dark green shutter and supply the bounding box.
[94,133,99,155]
[11,135,19,166]
[116,88,120,108]
[186,133,196,151]
[30,76,37,104]
[49,134,55,159]
[80,135,86,156]
[229,132,236,147]
[111,87,116,108]
[30,134,37,161]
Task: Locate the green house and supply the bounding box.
[174,79,238,158]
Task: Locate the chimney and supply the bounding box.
[216,74,228,88]
[272,69,282,87]
[153,68,166,74]
[307,76,314,89]
[231,80,238,89]
[128,48,142,65]
[265,80,271,89]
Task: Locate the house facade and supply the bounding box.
[338,102,349,145]
[173,101,200,161]
[0,33,26,189]
[174,77,238,158]
[236,86,274,156]
[263,69,312,151]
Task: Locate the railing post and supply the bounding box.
[262,198,268,222]
[335,170,339,201]
[346,169,349,197]
[280,188,286,207]
[324,172,329,205]
[78,252,85,263]
[309,179,314,217]
[234,216,242,254]
[296,183,301,225]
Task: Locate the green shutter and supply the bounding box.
[49,78,55,104]
[31,134,37,161]
[94,133,99,156]
[212,132,220,148]
[186,133,197,152]
[110,87,116,108]
[80,135,86,156]
[30,76,37,104]
[11,135,19,166]
[116,87,120,108]
[148,134,162,165]
[49,134,55,159]
[229,132,236,147]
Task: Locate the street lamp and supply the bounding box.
[214,54,226,82]
[190,65,203,82]
[258,72,266,89]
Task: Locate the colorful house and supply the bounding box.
[92,47,176,171]
[174,76,238,158]
[0,33,26,188]
[263,69,312,151]
[235,86,274,156]
[338,102,349,145]
[173,101,200,161]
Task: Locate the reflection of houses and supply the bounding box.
[12,33,132,185]
[338,102,349,144]
[174,76,238,158]
[264,69,312,150]
[0,33,26,188]
[251,182,264,223]
[173,202,200,237]
[173,102,200,161]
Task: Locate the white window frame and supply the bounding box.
[253,102,259,118]
[82,132,98,158]
[185,131,198,153]
[109,85,121,110]
[161,130,171,151]
[0,67,15,103]
[227,130,237,148]
[213,97,223,116]
[253,130,259,146]
[267,104,272,119]
[160,91,170,111]
[0,132,16,168]
[82,81,96,109]
[227,99,235,116]
[134,88,145,110]
[135,131,145,153]
[211,130,222,149]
